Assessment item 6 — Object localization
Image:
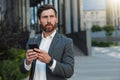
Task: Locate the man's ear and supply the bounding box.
[38,19,41,24]
[56,17,58,23]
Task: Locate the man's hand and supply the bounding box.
[26,49,38,65]
[34,48,51,63]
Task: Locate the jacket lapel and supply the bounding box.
[48,33,59,56]
[36,35,42,47]
[29,35,42,80]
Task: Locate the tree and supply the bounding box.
[0,0,30,50]
[0,0,30,79]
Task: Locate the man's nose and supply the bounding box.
[47,17,51,22]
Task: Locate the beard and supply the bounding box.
[40,23,56,32]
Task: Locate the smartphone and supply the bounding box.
[28,44,39,49]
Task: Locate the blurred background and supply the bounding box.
[0,0,120,80]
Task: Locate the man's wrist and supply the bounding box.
[24,59,31,70]
[26,59,31,65]
[47,58,53,67]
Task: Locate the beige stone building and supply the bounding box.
[106,0,120,29]
[83,9,106,29]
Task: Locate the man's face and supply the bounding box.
[39,9,58,32]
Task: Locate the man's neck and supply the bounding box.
[43,30,54,38]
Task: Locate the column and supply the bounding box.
[86,29,92,55]
[26,0,30,31]
[53,0,58,13]
[22,0,25,29]
[57,0,63,33]
[71,0,78,32]
[78,0,84,31]
[18,0,22,29]
[64,0,71,34]
[118,0,120,29]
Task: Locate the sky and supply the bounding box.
[83,0,106,10]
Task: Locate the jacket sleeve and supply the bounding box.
[52,38,74,78]
[19,38,34,74]
[20,58,29,74]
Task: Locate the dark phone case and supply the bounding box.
[28,44,39,49]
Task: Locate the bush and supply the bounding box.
[103,25,115,36]
[0,48,28,80]
[0,4,29,80]
[1,60,28,80]
[91,25,103,32]
[0,48,25,60]
[92,41,118,47]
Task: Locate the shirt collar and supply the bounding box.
[42,30,56,39]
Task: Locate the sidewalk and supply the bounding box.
[25,46,120,80]
[69,46,120,80]
[92,46,120,58]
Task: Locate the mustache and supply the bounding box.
[45,23,53,27]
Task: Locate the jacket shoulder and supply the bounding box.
[57,33,73,43]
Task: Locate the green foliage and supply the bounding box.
[1,60,26,80]
[0,48,25,61]
[103,25,115,36]
[0,48,28,80]
[0,2,29,80]
[91,25,103,32]
[92,41,118,47]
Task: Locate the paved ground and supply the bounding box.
[24,46,120,80]
[69,30,120,80]
[27,30,120,80]
[69,46,120,80]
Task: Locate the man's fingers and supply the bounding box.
[26,50,38,62]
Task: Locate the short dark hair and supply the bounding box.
[37,4,57,18]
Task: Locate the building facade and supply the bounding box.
[0,0,30,30]
[29,0,91,55]
[30,0,85,34]
[0,0,91,55]
[106,0,120,29]
[83,9,106,29]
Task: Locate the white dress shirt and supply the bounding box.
[24,30,57,80]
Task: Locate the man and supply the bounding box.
[20,4,74,80]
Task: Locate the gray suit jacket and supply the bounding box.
[20,32,74,80]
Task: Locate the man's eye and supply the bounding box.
[43,16,48,18]
[50,15,54,18]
